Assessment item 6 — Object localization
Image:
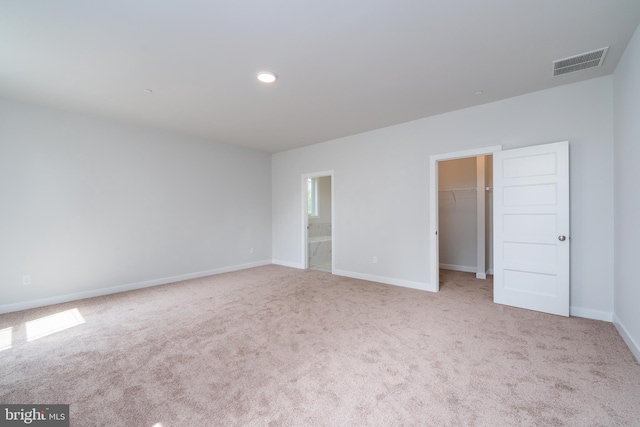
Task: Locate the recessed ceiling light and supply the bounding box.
[257,71,277,83]
[474,90,483,96]
[144,89,153,94]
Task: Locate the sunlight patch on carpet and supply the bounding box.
[26,308,85,342]
[0,327,12,352]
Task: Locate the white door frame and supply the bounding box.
[429,146,502,291]
[302,170,335,270]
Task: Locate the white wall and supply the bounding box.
[0,97,272,313]
[613,24,640,361]
[272,76,615,318]
[438,158,477,271]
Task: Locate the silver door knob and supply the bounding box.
[558,235,566,241]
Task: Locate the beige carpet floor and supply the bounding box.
[1,266,639,426]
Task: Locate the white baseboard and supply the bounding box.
[0,260,272,315]
[439,263,476,273]
[613,314,640,363]
[271,259,304,269]
[333,269,435,292]
[476,272,487,279]
[569,306,613,322]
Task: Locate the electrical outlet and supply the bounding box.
[22,275,31,285]
[373,256,378,264]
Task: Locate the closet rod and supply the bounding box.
[438,187,477,192]
[439,187,478,203]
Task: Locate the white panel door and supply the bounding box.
[493,141,570,316]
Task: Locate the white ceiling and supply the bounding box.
[2,1,639,153]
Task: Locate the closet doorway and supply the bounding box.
[438,155,493,280]
[429,146,501,291]
[430,142,570,316]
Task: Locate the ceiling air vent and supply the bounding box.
[552,47,608,76]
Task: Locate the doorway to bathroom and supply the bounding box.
[302,171,334,273]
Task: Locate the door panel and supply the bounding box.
[503,214,556,236]
[503,153,557,177]
[493,141,570,316]
[503,183,557,205]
